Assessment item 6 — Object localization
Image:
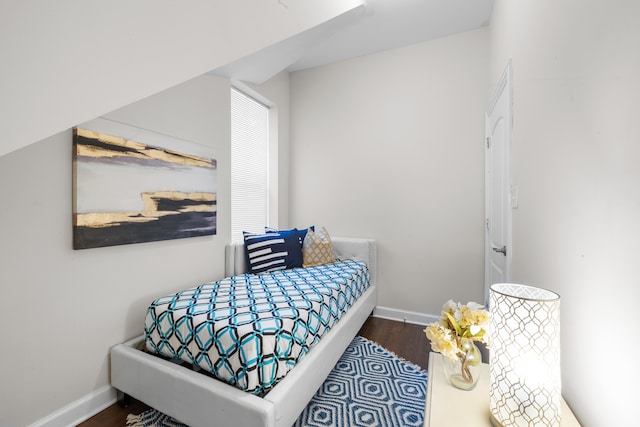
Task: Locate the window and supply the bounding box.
[231,87,269,243]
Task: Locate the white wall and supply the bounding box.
[489,1,640,425]
[0,0,363,158]
[0,74,231,426]
[290,28,489,317]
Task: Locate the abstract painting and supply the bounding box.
[72,119,217,249]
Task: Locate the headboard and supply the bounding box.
[225,237,377,286]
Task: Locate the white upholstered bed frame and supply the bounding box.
[110,237,377,427]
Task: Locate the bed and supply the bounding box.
[110,236,377,427]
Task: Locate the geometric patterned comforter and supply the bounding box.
[144,259,370,396]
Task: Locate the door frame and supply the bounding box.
[484,61,513,306]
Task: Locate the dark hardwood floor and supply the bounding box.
[77,316,430,426]
[358,316,431,369]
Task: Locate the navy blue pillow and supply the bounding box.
[265,226,314,248]
[243,229,303,274]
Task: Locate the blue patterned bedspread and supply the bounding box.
[144,259,370,395]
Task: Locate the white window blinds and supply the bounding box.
[231,88,269,243]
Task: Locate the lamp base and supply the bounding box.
[489,413,505,427]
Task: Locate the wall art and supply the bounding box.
[73,118,217,249]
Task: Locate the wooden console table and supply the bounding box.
[424,352,581,427]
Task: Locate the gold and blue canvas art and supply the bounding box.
[72,119,217,249]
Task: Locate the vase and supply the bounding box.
[442,340,482,391]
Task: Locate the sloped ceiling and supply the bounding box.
[0,0,365,158]
[0,0,494,156]
[214,0,494,84]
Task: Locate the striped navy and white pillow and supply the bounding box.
[243,229,303,274]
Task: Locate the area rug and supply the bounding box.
[126,336,428,427]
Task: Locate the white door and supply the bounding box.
[484,63,513,306]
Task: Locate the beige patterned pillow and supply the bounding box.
[302,227,335,267]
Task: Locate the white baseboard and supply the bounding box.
[29,385,117,427]
[373,305,439,326]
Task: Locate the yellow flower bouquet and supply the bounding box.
[424,300,490,389]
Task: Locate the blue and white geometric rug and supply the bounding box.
[127,336,428,427]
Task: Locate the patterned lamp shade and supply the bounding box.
[489,284,561,427]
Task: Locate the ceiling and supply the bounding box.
[214,0,494,84]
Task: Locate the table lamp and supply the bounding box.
[489,283,561,427]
